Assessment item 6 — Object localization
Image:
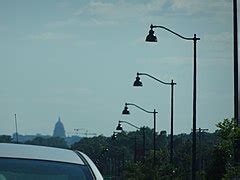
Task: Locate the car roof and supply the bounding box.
[0,143,84,165]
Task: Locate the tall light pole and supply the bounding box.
[133,72,176,164]
[233,0,238,126]
[197,128,208,173]
[116,120,146,163]
[14,114,18,143]
[233,0,239,165]
[146,24,200,180]
[122,102,158,166]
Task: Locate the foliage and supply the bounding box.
[206,146,229,179]
[2,118,238,178]
[0,121,224,179]
[123,162,146,180]
[0,135,12,143]
[25,136,68,148]
[206,118,240,179]
[69,126,220,179]
[223,165,240,179]
[72,135,109,160]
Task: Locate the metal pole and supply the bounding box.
[192,34,197,180]
[153,109,156,167]
[136,73,176,165]
[233,0,238,126]
[14,114,18,143]
[233,0,239,165]
[196,128,208,174]
[170,80,174,164]
[122,103,157,165]
[147,25,199,178]
[199,128,201,173]
[134,135,137,163]
[143,127,146,163]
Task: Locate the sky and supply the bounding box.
[0,0,238,137]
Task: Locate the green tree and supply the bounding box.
[25,136,68,148]
[123,162,146,180]
[206,146,229,179]
[173,137,192,178]
[206,118,240,179]
[71,135,109,160]
[0,135,12,143]
[67,126,219,179]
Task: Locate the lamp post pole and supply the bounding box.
[142,127,145,163]
[170,79,174,163]
[14,114,18,144]
[134,72,176,164]
[146,24,200,180]
[122,103,158,166]
[233,0,238,127]
[192,34,198,180]
[233,0,239,165]
[118,121,146,161]
[197,128,208,172]
[153,109,156,167]
[116,121,146,163]
[134,135,137,163]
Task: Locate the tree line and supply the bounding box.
[0,118,239,179]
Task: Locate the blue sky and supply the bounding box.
[0,0,238,136]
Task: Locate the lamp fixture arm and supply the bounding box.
[137,72,176,86]
[119,120,140,130]
[125,103,157,114]
[151,24,200,41]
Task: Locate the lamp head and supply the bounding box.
[146,28,157,42]
[122,105,130,115]
[116,122,123,131]
[133,75,143,87]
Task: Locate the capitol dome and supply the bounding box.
[53,117,66,138]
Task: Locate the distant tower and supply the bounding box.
[53,117,66,138]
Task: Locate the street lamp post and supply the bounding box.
[146,24,200,180]
[116,120,146,163]
[122,102,158,166]
[133,72,176,164]
[233,0,238,127]
[14,114,19,144]
[112,130,138,163]
[197,128,208,172]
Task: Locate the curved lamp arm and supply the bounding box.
[125,103,157,114]
[150,24,200,41]
[137,72,176,86]
[119,120,140,130]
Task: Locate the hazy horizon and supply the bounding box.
[0,0,237,137]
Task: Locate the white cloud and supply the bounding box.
[170,0,231,16]
[199,31,232,64]
[45,0,234,29]
[73,0,167,24]
[26,32,72,41]
[45,19,78,29]
[203,32,231,44]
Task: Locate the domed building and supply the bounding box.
[53,117,66,138]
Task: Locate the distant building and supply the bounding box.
[53,117,66,138]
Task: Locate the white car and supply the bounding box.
[0,143,103,180]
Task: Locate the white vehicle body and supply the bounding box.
[0,143,103,180]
